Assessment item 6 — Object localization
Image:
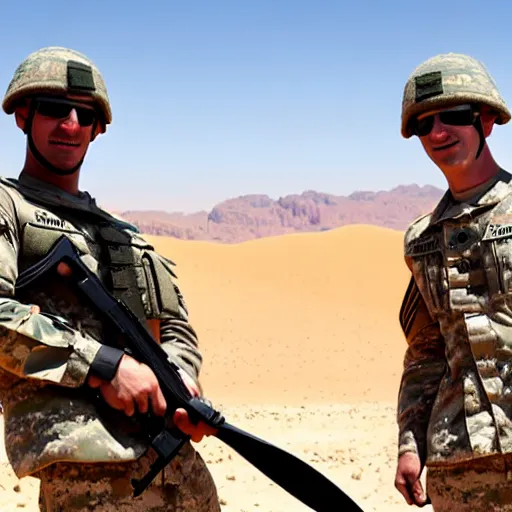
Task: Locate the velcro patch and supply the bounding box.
[399,277,421,338]
[415,71,443,103]
[67,60,95,92]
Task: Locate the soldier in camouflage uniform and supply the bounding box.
[394,52,512,511]
[0,46,221,511]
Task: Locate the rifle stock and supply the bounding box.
[15,236,363,512]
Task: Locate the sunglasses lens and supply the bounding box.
[37,101,72,119]
[412,107,476,136]
[36,99,96,127]
[76,110,96,126]
[413,116,434,136]
[440,109,474,126]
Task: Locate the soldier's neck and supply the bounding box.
[21,155,80,196]
[447,152,500,203]
[451,176,497,202]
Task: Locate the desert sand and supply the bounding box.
[0,225,432,511]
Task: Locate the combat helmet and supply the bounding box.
[2,46,112,133]
[401,52,510,139]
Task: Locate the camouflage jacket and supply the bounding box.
[0,172,203,478]
[397,168,512,468]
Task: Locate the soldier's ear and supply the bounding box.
[480,106,498,138]
[14,100,30,133]
[90,122,102,142]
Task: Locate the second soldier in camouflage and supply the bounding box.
[395,52,512,511]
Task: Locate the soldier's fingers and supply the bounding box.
[172,410,216,442]
[190,431,205,443]
[190,422,218,442]
[123,397,135,417]
[56,262,73,277]
[394,478,414,505]
[87,375,103,388]
[135,392,149,415]
[200,422,219,437]
[410,480,428,506]
[151,385,167,416]
[173,409,198,439]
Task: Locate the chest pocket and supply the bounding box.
[20,216,181,325]
[98,226,180,322]
[405,231,446,316]
[442,223,488,314]
[20,221,96,274]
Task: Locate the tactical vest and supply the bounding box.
[404,185,512,461]
[0,177,180,323]
[405,193,512,323]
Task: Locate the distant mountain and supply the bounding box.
[118,184,444,243]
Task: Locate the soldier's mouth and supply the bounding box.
[49,140,80,147]
[433,141,459,151]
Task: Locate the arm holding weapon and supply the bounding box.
[16,236,364,512]
[54,243,216,444]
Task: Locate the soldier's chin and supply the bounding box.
[45,158,82,175]
[438,158,471,175]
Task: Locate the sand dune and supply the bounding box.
[145,224,411,405]
[0,225,426,511]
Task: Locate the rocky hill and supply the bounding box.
[119,184,444,243]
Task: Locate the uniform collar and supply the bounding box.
[17,172,95,208]
[430,168,512,226]
[12,172,139,233]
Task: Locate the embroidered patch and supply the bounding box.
[415,71,443,103]
[482,223,512,241]
[67,60,95,92]
[405,234,441,257]
[34,210,67,229]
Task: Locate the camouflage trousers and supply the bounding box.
[35,442,221,511]
[426,457,512,512]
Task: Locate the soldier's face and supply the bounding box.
[414,104,497,176]
[23,95,98,171]
[415,105,481,170]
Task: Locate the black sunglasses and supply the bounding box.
[33,97,97,127]
[411,105,479,137]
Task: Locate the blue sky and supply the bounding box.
[0,0,510,212]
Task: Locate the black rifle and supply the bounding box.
[15,236,363,512]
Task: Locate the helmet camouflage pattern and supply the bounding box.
[401,52,510,138]
[2,46,112,132]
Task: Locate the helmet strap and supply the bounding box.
[473,115,486,160]
[25,101,84,176]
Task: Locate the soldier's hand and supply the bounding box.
[395,452,429,506]
[172,368,218,442]
[173,408,218,442]
[88,354,167,417]
[59,260,217,440]
[88,359,217,442]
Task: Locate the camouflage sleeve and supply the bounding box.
[158,279,204,393]
[0,188,103,388]
[396,274,447,463]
